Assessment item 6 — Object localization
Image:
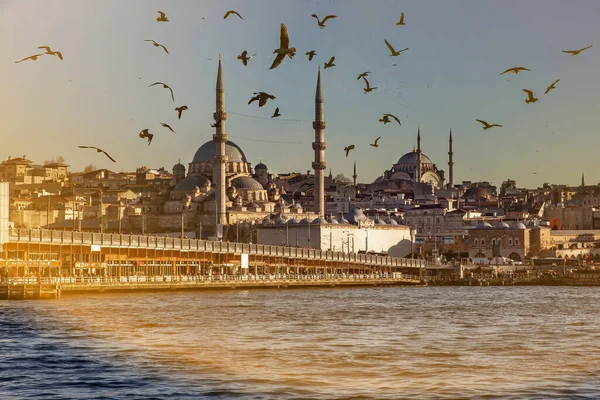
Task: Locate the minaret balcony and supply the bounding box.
[313,121,327,130]
[312,161,327,170]
[213,111,228,121]
[312,142,327,150]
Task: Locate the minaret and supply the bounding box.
[448,129,454,189]
[312,67,327,217]
[416,128,422,182]
[213,55,228,227]
[353,161,357,188]
[581,172,585,187]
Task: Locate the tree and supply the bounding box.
[334,174,352,186]
[56,155,65,163]
[83,164,96,173]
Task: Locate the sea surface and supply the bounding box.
[2,286,600,399]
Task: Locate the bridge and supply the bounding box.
[1,228,425,279]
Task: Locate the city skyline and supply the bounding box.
[1,0,598,188]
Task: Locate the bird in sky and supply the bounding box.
[384,39,408,56]
[271,107,281,118]
[15,54,44,63]
[149,82,174,101]
[323,56,336,69]
[144,40,169,54]
[499,67,531,75]
[396,12,406,26]
[357,71,370,80]
[175,106,188,119]
[224,10,243,20]
[344,145,355,157]
[362,77,377,93]
[237,50,256,66]
[248,92,276,107]
[37,46,63,60]
[311,14,337,29]
[270,23,296,70]
[306,50,317,61]
[370,137,381,147]
[476,119,503,130]
[379,114,401,125]
[139,129,154,145]
[545,79,559,94]
[522,89,538,104]
[562,44,592,56]
[157,11,168,22]
[77,146,116,163]
[160,122,175,133]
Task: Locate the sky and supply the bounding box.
[0,0,598,189]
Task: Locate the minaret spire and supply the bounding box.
[448,129,454,189]
[312,67,327,217]
[353,161,358,199]
[213,56,228,233]
[581,172,585,187]
[416,128,422,183]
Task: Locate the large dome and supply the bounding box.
[192,140,248,163]
[396,151,433,165]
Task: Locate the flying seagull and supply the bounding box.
[545,79,559,94]
[562,44,592,56]
[144,40,169,54]
[77,146,116,163]
[157,11,168,22]
[370,137,381,147]
[362,77,377,93]
[323,56,335,69]
[271,107,281,118]
[237,50,256,66]
[396,12,406,26]
[499,67,530,75]
[357,71,370,80]
[139,129,154,145]
[160,122,175,133]
[37,46,63,60]
[224,10,243,20]
[306,50,317,61]
[344,145,355,157]
[311,14,337,29]
[384,39,408,56]
[379,114,401,125]
[15,54,44,63]
[149,82,174,101]
[175,105,188,119]
[522,89,538,104]
[476,119,503,130]
[248,92,276,107]
[269,23,296,70]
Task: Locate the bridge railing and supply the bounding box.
[8,228,426,268]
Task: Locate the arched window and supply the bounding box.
[508,238,513,246]
[515,238,520,246]
[474,239,479,246]
[481,239,485,246]
[492,239,496,245]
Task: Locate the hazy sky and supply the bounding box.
[0,0,598,188]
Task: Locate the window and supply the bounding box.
[515,239,520,245]
[474,239,479,246]
[481,239,485,246]
[491,239,496,245]
[508,238,513,246]
[436,217,440,224]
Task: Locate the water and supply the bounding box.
[2,286,600,399]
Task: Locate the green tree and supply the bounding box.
[334,174,352,186]
[83,164,96,173]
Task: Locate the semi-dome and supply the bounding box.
[512,222,527,230]
[173,175,209,192]
[231,176,264,190]
[192,140,248,163]
[396,151,433,165]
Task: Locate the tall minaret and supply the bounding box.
[353,161,357,188]
[581,172,585,187]
[312,67,327,217]
[416,128,422,182]
[213,55,228,227]
[448,129,454,189]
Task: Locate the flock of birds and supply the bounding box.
[14,8,594,166]
[475,46,592,132]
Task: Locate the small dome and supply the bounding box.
[338,216,350,224]
[327,216,339,224]
[173,162,185,171]
[386,218,399,225]
[247,202,261,209]
[255,162,267,170]
[374,217,387,225]
[262,219,275,226]
[299,218,311,225]
[496,221,510,229]
[274,216,287,225]
[173,175,209,192]
[291,203,303,211]
[288,218,299,225]
[192,140,248,163]
[231,176,264,190]
[512,222,527,230]
[477,221,493,229]
[345,207,367,224]
[311,217,328,225]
